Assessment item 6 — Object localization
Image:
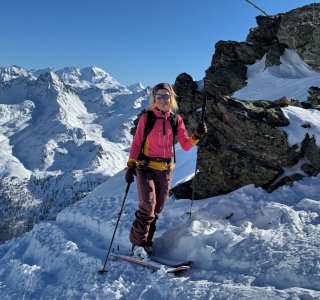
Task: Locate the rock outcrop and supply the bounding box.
[170,4,320,199]
[171,83,301,199]
[204,3,320,98]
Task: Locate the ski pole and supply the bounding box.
[187,95,207,218]
[243,0,269,16]
[98,182,131,274]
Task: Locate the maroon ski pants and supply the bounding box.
[129,167,173,246]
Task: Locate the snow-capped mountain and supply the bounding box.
[0,66,149,241]
[0,66,30,82]
[127,82,146,93]
[0,47,319,299]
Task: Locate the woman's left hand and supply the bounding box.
[195,121,208,135]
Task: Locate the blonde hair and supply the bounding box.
[149,83,178,112]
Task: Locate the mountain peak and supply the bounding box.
[128,82,145,93]
[35,69,66,93]
[56,66,127,92]
[79,66,111,83]
[37,69,60,83]
[0,66,30,82]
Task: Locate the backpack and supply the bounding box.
[139,109,178,163]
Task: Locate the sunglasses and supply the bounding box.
[155,94,171,101]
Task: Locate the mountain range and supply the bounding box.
[0,66,149,241]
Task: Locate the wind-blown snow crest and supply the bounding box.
[234,49,320,101]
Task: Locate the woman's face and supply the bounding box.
[154,89,171,112]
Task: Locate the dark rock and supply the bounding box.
[265,173,305,192]
[308,86,320,97]
[306,86,320,109]
[301,133,320,172]
[301,122,311,129]
[290,99,303,108]
[173,73,205,133]
[301,163,318,176]
[171,94,300,199]
[277,3,320,69]
[246,15,281,46]
[204,41,263,97]
[265,43,286,68]
[274,96,290,107]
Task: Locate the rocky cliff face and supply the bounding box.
[171,3,320,199]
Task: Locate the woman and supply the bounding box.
[125,83,207,260]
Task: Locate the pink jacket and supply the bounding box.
[129,108,198,161]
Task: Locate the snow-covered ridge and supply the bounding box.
[0,65,148,174]
[55,66,127,91]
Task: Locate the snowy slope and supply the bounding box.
[0,146,319,299]
[0,49,320,299]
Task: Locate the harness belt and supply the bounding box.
[138,154,172,163]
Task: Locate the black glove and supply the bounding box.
[195,121,208,135]
[125,161,136,184]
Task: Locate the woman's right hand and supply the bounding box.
[125,161,137,183]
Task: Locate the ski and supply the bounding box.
[111,253,191,273]
[149,254,193,268]
[225,212,234,219]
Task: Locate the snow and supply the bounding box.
[127,82,145,93]
[281,106,320,148]
[0,48,320,299]
[1,147,319,299]
[234,49,320,101]
[0,100,33,179]
[0,66,31,82]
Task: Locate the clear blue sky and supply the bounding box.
[0,0,316,87]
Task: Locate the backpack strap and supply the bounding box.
[139,110,157,157]
[168,113,178,163]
